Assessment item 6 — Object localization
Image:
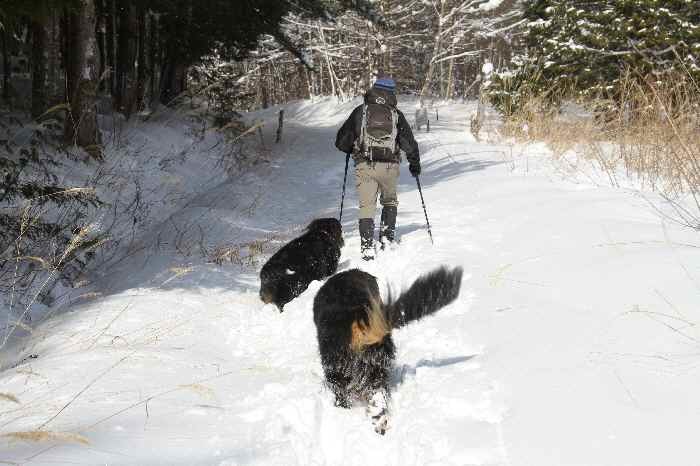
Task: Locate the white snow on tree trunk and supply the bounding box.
[479,0,505,11]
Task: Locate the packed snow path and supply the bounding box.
[1,98,699,465]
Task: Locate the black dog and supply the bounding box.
[260,218,343,312]
[312,266,463,434]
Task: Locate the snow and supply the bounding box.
[1,97,700,465]
[478,0,504,12]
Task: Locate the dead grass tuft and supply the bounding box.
[0,393,20,404]
[498,69,700,229]
[210,236,276,267]
[161,266,194,286]
[2,431,89,445]
[178,383,215,399]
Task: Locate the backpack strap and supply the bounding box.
[389,108,398,154]
[358,104,372,162]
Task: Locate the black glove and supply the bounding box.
[409,161,421,177]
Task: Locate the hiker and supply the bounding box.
[335,77,420,260]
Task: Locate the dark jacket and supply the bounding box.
[335,88,420,165]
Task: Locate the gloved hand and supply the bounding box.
[409,161,421,177]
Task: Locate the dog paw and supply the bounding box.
[366,391,388,416]
[371,412,389,435]
[367,391,389,435]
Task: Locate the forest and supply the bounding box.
[0,0,523,304]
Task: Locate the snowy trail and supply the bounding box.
[2,98,700,465]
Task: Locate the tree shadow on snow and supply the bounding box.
[392,354,479,386]
[395,222,426,238]
[93,152,498,294]
[36,148,498,339]
[402,156,506,189]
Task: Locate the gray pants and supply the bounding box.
[355,161,399,219]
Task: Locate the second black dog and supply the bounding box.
[312,265,463,434]
[260,218,343,312]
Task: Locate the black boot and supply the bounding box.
[359,218,375,261]
[379,206,397,248]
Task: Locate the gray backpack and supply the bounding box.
[359,102,398,156]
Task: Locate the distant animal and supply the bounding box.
[312,266,463,434]
[259,218,344,312]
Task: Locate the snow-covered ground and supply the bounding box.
[1,97,699,465]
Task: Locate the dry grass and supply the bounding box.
[1,431,89,445]
[178,383,215,399]
[209,237,276,267]
[0,393,20,404]
[161,266,194,286]
[601,72,700,200]
[498,69,700,229]
[2,220,103,348]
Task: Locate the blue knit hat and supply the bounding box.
[373,78,396,92]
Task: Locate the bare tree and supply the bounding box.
[214,0,523,109]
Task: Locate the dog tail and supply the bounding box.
[384,266,463,329]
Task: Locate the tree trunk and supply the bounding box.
[1,27,11,106]
[159,57,186,105]
[148,12,158,108]
[157,1,192,107]
[95,0,106,92]
[420,0,447,100]
[122,2,138,118]
[303,64,313,100]
[261,74,269,109]
[446,55,455,100]
[114,0,131,113]
[64,0,102,155]
[135,4,147,113]
[105,0,115,95]
[31,20,47,119]
[46,11,61,105]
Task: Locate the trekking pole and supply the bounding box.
[339,153,350,222]
[415,175,434,244]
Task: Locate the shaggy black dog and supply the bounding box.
[312,266,463,434]
[260,218,343,312]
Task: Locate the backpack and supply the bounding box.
[359,101,398,157]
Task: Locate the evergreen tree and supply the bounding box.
[525,0,700,98]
